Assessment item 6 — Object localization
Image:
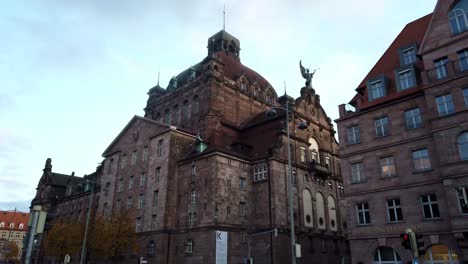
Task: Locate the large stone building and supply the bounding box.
[26,29,347,263]
[0,210,29,261]
[336,0,468,263]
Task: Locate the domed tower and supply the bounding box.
[207,30,241,60]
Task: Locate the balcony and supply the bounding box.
[424,59,468,84]
[308,160,331,178]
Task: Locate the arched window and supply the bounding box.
[182,100,189,121]
[173,105,179,125]
[164,109,170,124]
[309,138,320,163]
[327,196,337,231]
[9,223,14,228]
[458,132,468,160]
[302,189,314,227]
[449,0,468,35]
[19,223,24,230]
[0,222,4,228]
[373,246,401,264]
[316,192,326,230]
[423,244,459,264]
[193,96,199,114]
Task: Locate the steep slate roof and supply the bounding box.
[350,13,433,108]
[0,210,29,231]
[50,172,80,187]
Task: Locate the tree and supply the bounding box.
[43,221,83,261]
[2,240,19,263]
[88,210,137,260]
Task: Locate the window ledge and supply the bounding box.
[386,221,405,225]
[375,134,391,139]
[351,180,367,185]
[412,169,433,174]
[381,175,398,180]
[422,217,442,221]
[356,223,372,227]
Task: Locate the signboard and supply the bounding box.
[215,231,228,264]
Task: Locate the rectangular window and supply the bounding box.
[325,156,331,169]
[143,146,149,161]
[434,57,449,79]
[118,179,123,192]
[351,162,364,183]
[374,116,389,137]
[457,186,468,214]
[138,194,144,209]
[463,88,468,108]
[436,94,455,116]
[356,202,370,225]
[103,203,108,216]
[300,147,307,163]
[412,148,431,171]
[131,151,137,166]
[387,199,403,222]
[240,232,247,244]
[380,156,396,177]
[240,202,246,217]
[401,47,416,65]
[347,125,360,145]
[398,69,416,90]
[185,239,193,254]
[155,167,161,182]
[153,191,159,207]
[140,173,146,187]
[116,200,121,211]
[136,217,142,232]
[127,197,133,209]
[253,163,267,182]
[121,154,127,169]
[108,158,114,174]
[104,182,110,196]
[421,194,440,219]
[188,212,196,228]
[239,178,246,191]
[151,215,157,230]
[129,176,134,189]
[458,49,468,72]
[369,80,385,100]
[157,139,163,157]
[405,107,422,129]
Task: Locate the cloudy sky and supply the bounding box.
[1,0,437,212]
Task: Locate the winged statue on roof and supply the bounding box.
[299,60,317,89]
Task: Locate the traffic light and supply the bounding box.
[400,233,411,250]
[415,233,425,258]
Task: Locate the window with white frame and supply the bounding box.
[188,212,196,228]
[436,94,455,116]
[129,176,134,189]
[185,239,193,253]
[127,197,132,209]
[412,148,431,171]
[351,162,364,183]
[239,177,246,191]
[157,139,163,157]
[401,47,416,65]
[138,194,144,209]
[369,80,385,100]
[190,190,196,204]
[387,199,403,222]
[458,49,468,71]
[116,199,121,211]
[356,202,370,225]
[449,2,468,35]
[347,125,360,144]
[19,223,23,230]
[373,246,402,264]
[118,178,123,192]
[143,146,149,161]
[434,57,449,79]
[155,167,161,182]
[9,223,14,228]
[131,150,137,166]
[193,95,199,114]
[463,88,468,107]
[121,154,127,169]
[153,191,159,207]
[405,107,422,129]
[398,69,415,90]
[458,132,468,160]
[240,202,246,217]
[421,194,440,219]
[140,173,146,187]
[374,116,389,137]
[151,215,157,230]
[380,156,396,177]
[253,163,267,182]
[457,186,468,214]
[300,147,307,163]
[136,217,142,232]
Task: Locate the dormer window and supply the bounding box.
[19,223,24,229]
[449,0,468,35]
[240,82,246,91]
[399,44,418,65]
[9,223,14,228]
[0,222,4,228]
[189,70,196,80]
[395,65,416,91]
[367,75,387,101]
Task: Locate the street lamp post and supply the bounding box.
[80,180,96,264]
[267,102,307,264]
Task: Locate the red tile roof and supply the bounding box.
[0,210,29,232]
[350,13,433,109]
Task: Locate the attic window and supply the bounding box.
[367,75,387,101]
[19,223,24,229]
[449,1,468,35]
[189,70,196,80]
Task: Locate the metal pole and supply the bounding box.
[80,183,95,264]
[286,100,296,264]
[24,207,40,264]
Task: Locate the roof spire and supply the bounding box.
[284,80,287,96]
[157,71,160,86]
[223,3,226,31]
